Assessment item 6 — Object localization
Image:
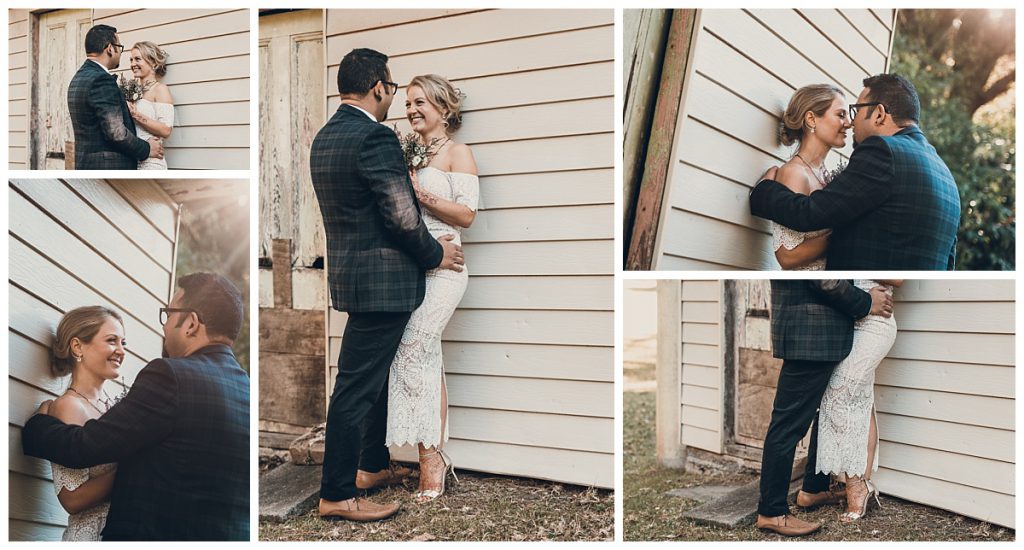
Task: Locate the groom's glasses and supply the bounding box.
[377,80,399,95]
[849,102,885,120]
[111,43,125,53]
[159,308,205,326]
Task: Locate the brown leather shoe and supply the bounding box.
[319,497,400,522]
[356,463,413,490]
[756,514,821,536]
[795,487,845,509]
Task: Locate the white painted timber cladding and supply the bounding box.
[679,280,723,453]
[8,179,177,540]
[323,9,614,488]
[654,9,896,269]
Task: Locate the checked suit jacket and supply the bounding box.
[750,126,960,270]
[67,60,151,169]
[769,280,873,363]
[22,344,249,541]
[310,103,443,313]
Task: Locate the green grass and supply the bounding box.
[624,391,1015,541]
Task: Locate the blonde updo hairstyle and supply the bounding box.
[780,84,844,146]
[132,41,169,78]
[408,74,464,134]
[52,306,124,377]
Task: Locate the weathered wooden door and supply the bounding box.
[34,9,92,169]
[259,9,325,279]
[728,280,780,448]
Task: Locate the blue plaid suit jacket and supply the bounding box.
[769,280,872,362]
[22,345,250,541]
[750,126,960,270]
[67,61,151,169]
[310,104,443,312]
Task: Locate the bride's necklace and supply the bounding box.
[140,79,158,94]
[66,386,110,414]
[794,153,827,188]
[422,136,450,167]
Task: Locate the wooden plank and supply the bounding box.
[464,204,612,243]
[258,353,326,428]
[681,424,721,453]
[681,404,721,432]
[171,78,250,105]
[656,280,684,465]
[442,342,613,382]
[164,125,249,149]
[9,332,67,396]
[10,518,67,542]
[839,8,892,55]
[175,101,250,128]
[107,180,178,240]
[325,9,477,36]
[870,9,896,31]
[680,279,720,301]
[681,383,719,410]
[626,9,695,271]
[258,308,324,356]
[392,437,612,488]
[660,207,775,270]
[447,375,612,418]
[104,10,247,48]
[893,301,1014,334]
[462,240,613,276]
[328,25,613,91]
[682,343,719,368]
[873,468,1014,528]
[458,276,612,311]
[163,147,249,169]
[682,322,719,345]
[11,180,170,297]
[876,386,1014,430]
[888,331,1014,366]
[444,310,612,346]
[878,412,1013,463]
[681,363,720,389]
[798,9,885,74]
[668,162,771,233]
[62,179,173,261]
[876,358,1013,399]
[449,407,611,453]
[896,279,1014,302]
[879,440,1014,495]
[271,240,292,308]
[658,254,744,271]
[682,301,719,323]
[470,133,613,176]
[121,31,250,68]
[7,472,68,529]
[477,169,613,209]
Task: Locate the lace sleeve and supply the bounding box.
[772,222,806,251]
[51,463,89,494]
[154,103,175,128]
[449,173,479,211]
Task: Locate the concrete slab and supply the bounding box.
[681,478,801,528]
[259,462,321,523]
[666,485,738,502]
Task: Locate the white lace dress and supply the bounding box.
[772,223,829,271]
[134,98,174,170]
[386,167,479,448]
[815,279,897,479]
[52,462,116,541]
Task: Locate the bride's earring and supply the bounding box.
[75,354,82,362]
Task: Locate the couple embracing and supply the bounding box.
[69,24,174,170]
[311,48,479,521]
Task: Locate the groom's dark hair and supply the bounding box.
[177,272,244,341]
[862,73,920,126]
[337,48,390,97]
[84,24,118,55]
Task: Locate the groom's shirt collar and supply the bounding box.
[87,58,112,75]
[344,103,377,122]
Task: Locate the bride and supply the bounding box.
[126,41,174,170]
[815,279,902,521]
[771,84,851,271]
[385,74,478,501]
[47,306,125,540]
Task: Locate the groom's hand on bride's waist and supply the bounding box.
[148,138,164,160]
[34,399,54,417]
[437,234,465,272]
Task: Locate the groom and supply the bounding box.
[750,74,960,270]
[68,24,162,169]
[756,280,892,536]
[22,273,249,540]
[309,48,464,522]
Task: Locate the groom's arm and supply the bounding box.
[89,76,151,161]
[947,236,957,270]
[749,137,896,231]
[21,360,177,468]
[359,124,443,269]
[806,279,872,320]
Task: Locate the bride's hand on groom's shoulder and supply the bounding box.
[750,166,779,196]
[34,399,54,417]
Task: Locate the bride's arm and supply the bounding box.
[49,397,116,514]
[130,84,174,139]
[414,144,478,228]
[876,279,904,287]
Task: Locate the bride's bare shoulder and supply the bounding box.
[49,394,91,426]
[775,160,811,195]
[448,142,477,175]
[152,82,174,104]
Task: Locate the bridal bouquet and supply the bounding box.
[118,74,144,103]
[394,127,445,171]
[823,159,847,186]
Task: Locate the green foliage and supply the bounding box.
[890,9,1015,270]
[174,194,251,371]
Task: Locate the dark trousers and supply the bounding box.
[320,310,412,501]
[757,359,838,517]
